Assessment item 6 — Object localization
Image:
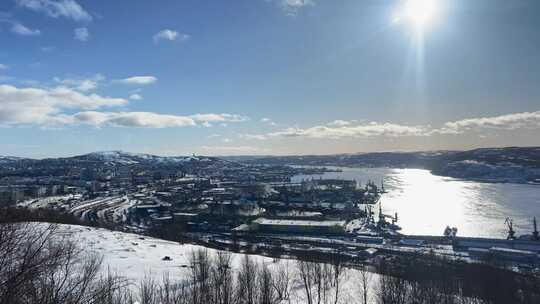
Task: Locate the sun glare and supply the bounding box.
[394,0,439,31]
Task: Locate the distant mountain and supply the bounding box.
[2,147,539,184]
[434,147,540,168]
[66,151,214,165]
[0,151,230,171]
[242,151,452,168]
[0,156,30,164]
[245,147,540,184]
[430,147,540,183]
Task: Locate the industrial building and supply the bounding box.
[251,218,347,235]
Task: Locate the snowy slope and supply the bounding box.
[56,224,379,303]
[77,151,210,165]
[59,225,232,281]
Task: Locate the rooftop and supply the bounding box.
[253,218,346,227]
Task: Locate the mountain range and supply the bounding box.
[2,147,540,184]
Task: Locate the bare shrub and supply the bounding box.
[0,222,128,304]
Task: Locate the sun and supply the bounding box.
[394,0,439,30]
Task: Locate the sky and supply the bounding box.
[1,0,540,158]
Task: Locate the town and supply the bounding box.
[2,151,540,275]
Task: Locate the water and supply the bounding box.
[292,167,540,238]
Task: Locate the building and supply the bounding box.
[468,247,538,264]
[0,187,25,206]
[488,247,538,263]
[251,218,347,235]
[173,212,199,222]
[27,186,47,198]
[454,237,540,253]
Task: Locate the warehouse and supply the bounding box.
[251,218,347,235]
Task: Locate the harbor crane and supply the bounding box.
[533,217,539,241]
[377,201,399,226]
[505,217,516,240]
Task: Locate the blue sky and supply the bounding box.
[1,0,540,158]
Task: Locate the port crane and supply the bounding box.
[377,201,399,226]
[533,217,539,240]
[505,217,516,240]
[380,179,387,194]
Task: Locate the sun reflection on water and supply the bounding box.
[294,167,540,238]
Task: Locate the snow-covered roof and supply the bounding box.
[253,218,346,227]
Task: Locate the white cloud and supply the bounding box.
[54,74,104,91]
[268,122,428,139]
[242,110,540,142]
[434,111,540,135]
[327,119,356,127]
[260,117,276,126]
[74,27,89,41]
[69,111,196,128]
[116,76,157,85]
[243,121,428,141]
[0,84,248,129]
[278,0,315,16]
[191,113,249,122]
[11,23,40,36]
[0,84,127,126]
[190,113,249,126]
[129,93,142,100]
[17,0,92,22]
[239,133,269,140]
[0,64,8,70]
[153,29,190,43]
[55,111,248,129]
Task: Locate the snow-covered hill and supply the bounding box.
[73,151,212,165]
[60,224,234,280]
[435,160,540,184]
[56,224,378,303]
[0,156,27,163]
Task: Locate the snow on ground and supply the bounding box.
[56,224,380,303]
[18,194,80,208]
[58,224,233,281]
[58,224,287,283]
[346,218,379,235]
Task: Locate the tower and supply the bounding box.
[533,217,539,241]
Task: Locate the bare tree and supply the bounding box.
[188,249,213,304]
[297,260,316,304]
[88,270,133,304]
[330,255,346,304]
[272,261,292,303]
[357,266,372,304]
[258,263,277,304]
[0,222,128,304]
[139,274,158,304]
[377,274,408,304]
[157,273,191,304]
[236,255,258,304]
[212,252,233,304]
